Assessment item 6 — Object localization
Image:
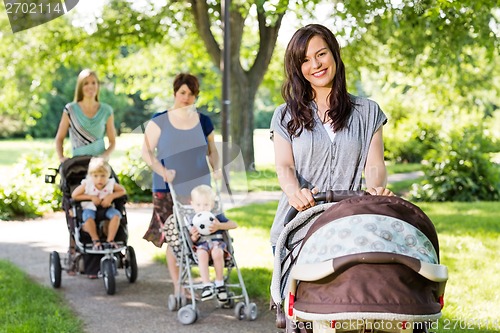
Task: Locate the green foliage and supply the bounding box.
[0,152,61,220]
[384,117,441,163]
[27,66,153,138]
[116,147,152,202]
[0,260,84,333]
[410,124,500,201]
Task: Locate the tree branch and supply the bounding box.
[188,0,221,69]
[248,4,285,85]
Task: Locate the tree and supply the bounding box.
[161,0,499,169]
[185,1,287,169]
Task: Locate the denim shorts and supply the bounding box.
[82,208,121,224]
[195,240,227,253]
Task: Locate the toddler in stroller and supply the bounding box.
[166,184,258,324]
[71,157,125,253]
[188,185,237,302]
[45,155,138,295]
[271,191,448,333]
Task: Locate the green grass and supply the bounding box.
[388,177,424,197]
[386,162,422,174]
[418,202,500,330]
[0,138,54,166]
[0,260,84,333]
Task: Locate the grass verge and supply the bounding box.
[0,260,84,333]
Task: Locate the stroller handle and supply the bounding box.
[284,190,368,226]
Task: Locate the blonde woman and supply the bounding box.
[54,69,118,276]
[55,69,117,163]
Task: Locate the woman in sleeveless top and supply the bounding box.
[55,69,117,163]
[270,24,394,249]
[141,73,220,296]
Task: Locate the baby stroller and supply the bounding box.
[45,155,138,295]
[271,191,448,333]
[164,184,258,325]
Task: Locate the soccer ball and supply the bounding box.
[192,211,216,236]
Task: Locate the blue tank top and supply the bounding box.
[151,111,214,196]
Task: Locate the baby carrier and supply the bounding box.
[271,191,448,332]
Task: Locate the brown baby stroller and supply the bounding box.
[271,191,448,332]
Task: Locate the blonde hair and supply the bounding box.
[87,157,111,178]
[74,69,100,102]
[191,184,215,203]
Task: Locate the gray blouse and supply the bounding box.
[269,96,387,245]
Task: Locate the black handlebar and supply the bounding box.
[283,190,368,226]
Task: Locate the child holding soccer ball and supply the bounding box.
[189,184,237,301]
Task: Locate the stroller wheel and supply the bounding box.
[234,302,246,320]
[276,305,286,329]
[76,254,85,274]
[124,246,138,283]
[102,259,116,295]
[168,294,179,311]
[49,251,62,288]
[244,302,258,321]
[177,305,197,325]
[221,291,235,309]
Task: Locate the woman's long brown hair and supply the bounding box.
[281,24,353,138]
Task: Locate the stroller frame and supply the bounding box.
[45,155,138,295]
[166,183,258,325]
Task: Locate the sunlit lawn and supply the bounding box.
[0,260,84,333]
[0,131,420,174]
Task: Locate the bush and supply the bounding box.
[384,118,441,163]
[116,148,152,202]
[410,125,500,202]
[0,153,61,220]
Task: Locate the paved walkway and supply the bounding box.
[0,172,421,333]
[0,204,276,333]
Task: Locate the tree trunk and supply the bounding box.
[229,66,257,170]
[189,0,285,170]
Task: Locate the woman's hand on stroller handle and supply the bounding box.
[162,168,176,183]
[284,190,369,226]
[365,186,394,196]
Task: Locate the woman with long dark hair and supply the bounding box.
[270,24,393,247]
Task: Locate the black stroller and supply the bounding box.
[45,155,138,295]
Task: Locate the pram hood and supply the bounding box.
[59,155,93,197]
[274,195,448,322]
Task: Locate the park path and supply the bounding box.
[0,197,278,333]
[0,173,420,333]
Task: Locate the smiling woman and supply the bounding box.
[269,23,394,248]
